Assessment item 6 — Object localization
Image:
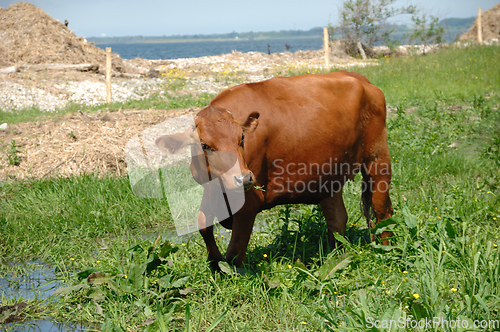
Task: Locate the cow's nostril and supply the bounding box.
[243,172,254,188]
[234,175,244,187]
[244,173,253,185]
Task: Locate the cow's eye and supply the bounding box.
[201,143,211,151]
[241,134,245,146]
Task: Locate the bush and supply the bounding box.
[331,0,417,57]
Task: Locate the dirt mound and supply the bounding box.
[460,3,500,42]
[0,2,124,71]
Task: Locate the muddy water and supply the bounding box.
[0,261,88,331]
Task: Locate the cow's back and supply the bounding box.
[209,71,387,206]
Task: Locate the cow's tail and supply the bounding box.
[361,167,376,230]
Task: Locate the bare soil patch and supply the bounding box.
[0,108,199,181]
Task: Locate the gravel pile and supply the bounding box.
[57,80,163,106]
[155,50,331,74]
[0,79,165,111]
[0,82,65,111]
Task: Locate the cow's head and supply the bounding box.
[156,105,259,191]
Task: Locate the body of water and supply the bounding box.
[94,37,323,60]
[0,261,90,331]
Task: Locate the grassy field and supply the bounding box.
[1,45,500,331]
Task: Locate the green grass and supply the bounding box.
[361,45,499,105]
[1,45,500,331]
[0,175,174,262]
[287,44,500,106]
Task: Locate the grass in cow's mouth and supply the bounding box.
[1,45,500,331]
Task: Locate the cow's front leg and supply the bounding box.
[225,209,258,268]
[198,211,224,270]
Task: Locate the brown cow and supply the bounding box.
[156,70,393,269]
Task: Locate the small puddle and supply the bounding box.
[0,261,89,331]
[0,261,57,300]
[3,320,87,332]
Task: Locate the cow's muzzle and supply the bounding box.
[233,171,254,190]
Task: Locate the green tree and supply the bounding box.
[331,0,417,57]
[407,13,445,54]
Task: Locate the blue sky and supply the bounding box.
[0,0,496,37]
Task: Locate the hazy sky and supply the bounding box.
[0,0,496,37]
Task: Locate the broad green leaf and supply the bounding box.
[146,256,163,274]
[129,263,147,289]
[412,303,430,320]
[473,294,490,317]
[144,305,154,318]
[370,217,400,234]
[159,240,178,258]
[370,243,401,251]
[333,232,350,245]
[294,258,307,271]
[88,289,106,302]
[158,274,172,289]
[404,213,418,229]
[456,315,477,332]
[77,268,99,281]
[94,301,104,317]
[172,275,190,288]
[53,283,89,296]
[87,271,109,285]
[218,261,233,275]
[318,253,353,280]
[445,220,456,239]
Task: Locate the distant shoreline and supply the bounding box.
[87,17,474,45]
[91,35,322,45]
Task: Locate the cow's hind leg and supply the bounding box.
[361,156,393,245]
[320,190,348,249]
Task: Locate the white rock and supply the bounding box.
[0,123,7,131]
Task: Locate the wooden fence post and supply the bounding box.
[106,47,112,103]
[323,27,329,68]
[357,42,367,60]
[477,8,483,45]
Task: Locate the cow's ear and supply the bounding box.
[156,129,195,154]
[241,112,259,133]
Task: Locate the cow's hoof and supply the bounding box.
[208,257,225,272]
